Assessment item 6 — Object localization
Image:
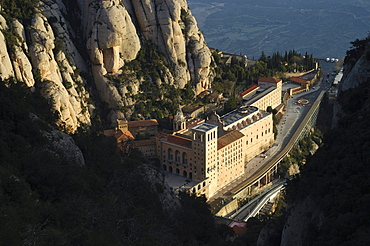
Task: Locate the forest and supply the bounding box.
[0,78,235,245]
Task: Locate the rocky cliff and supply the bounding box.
[0,0,213,132]
[332,37,370,128]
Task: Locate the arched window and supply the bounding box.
[168,148,173,160]
[189,172,193,179]
[183,170,187,177]
[169,166,173,173]
[175,150,180,162]
[182,152,188,165]
[176,168,180,175]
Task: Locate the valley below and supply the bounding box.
[188,0,370,58]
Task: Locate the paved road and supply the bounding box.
[231,180,286,221]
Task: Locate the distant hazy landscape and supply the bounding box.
[187,0,370,59]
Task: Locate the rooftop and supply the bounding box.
[191,123,217,132]
[240,84,260,98]
[290,77,308,84]
[186,118,205,129]
[128,119,159,128]
[258,77,282,83]
[218,131,244,150]
[165,134,192,149]
[220,105,258,127]
[243,86,275,105]
[133,138,156,147]
[103,129,135,142]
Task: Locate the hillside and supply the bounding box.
[0,72,230,245]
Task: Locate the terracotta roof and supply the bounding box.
[258,77,282,83]
[229,221,247,235]
[103,129,135,142]
[128,119,159,128]
[166,134,192,149]
[240,84,260,97]
[217,131,244,150]
[133,138,156,147]
[198,90,211,98]
[208,92,221,100]
[290,77,308,84]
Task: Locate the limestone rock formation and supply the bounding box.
[280,197,324,246]
[127,0,213,91]
[141,165,181,216]
[79,0,213,123]
[0,1,93,133]
[28,6,92,133]
[11,19,35,87]
[42,128,86,167]
[0,0,214,130]
[341,53,370,91]
[333,44,370,128]
[0,15,15,80]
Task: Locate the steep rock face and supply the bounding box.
[1,0,213,129]
[11,19,35,87]
[0,1,93,133]
[42,128,86,167]
[127,0,213,92]
[280,197,324,246]
[0,15,15,80]
[28,5,92,133]
[333,45,370,128]
[141,165,181,216]
[340,53,370,91]
[79,0,213,122]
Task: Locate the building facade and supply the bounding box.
[242,77,282,111]
[157,105,275,198]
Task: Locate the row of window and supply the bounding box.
[166,148,188,164]
[163,165,193,179]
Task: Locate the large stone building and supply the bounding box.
[106,77,282,199]
[157,105,275,198]
[241,77,282,111]
[105,119,159,156]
